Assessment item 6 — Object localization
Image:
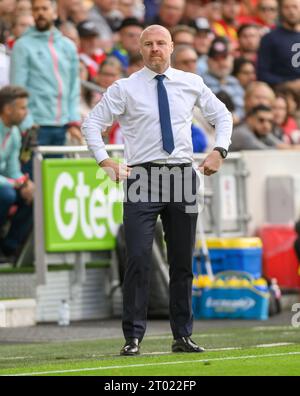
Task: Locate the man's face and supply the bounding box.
[120,25,143,55]
[140,26,174,73]
[173,48,198,73]
[239,27,260,52]
[281,0,300,27]
[246,86,275,111]
[80,36,99,55]
[257,0,278,25]
[0,0,16,14]
[15,0,32,14]
[251,110,273,136]
[32,0,56,31]
[5,98,28,126]
[208,55,233,79]
[194,31,213,55]
[222,0,241,21]
[173,31,195,46]
[159,0,185,28]
[96,64,122,89]
[13,14,34,38]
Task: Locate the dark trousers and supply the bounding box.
[0,184,33,255]
[122,163,198,341]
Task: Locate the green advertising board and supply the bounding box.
[42,158,123,252]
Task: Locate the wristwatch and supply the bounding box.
[213,147,228,159]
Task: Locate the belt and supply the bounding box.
[130,162,192,169]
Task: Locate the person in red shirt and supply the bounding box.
[213,0,241,46]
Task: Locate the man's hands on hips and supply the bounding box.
[100,158,132,182]
[199,150,223,176]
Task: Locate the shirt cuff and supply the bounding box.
[94,149,110,165]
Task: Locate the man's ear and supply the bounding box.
[170,41,174,54]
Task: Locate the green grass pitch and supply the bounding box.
[0,325,299,376]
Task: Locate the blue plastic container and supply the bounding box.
[196,287,269,320]
[193,238,263,279]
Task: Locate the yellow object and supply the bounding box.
[213,279,226,288]
[239,279,251,288]
[253,278,268,287]
[225,277,240,288]
[195,237,262,250]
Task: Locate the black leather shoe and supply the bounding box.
[120,338,140,356]
[172,336,205,353]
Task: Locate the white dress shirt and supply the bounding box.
[82,66,233,166]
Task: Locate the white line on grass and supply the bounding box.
[0,343,294,362]
[3,351,300,376]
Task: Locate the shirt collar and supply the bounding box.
[143,66,174,82]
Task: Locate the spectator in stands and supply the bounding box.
[203,0,222,27]
[171,45,208,152]
[257,0,300,96]
[272,92,300,144]
[230,104,296,150]
[182,0,206,25]
[6,13,34,49]
[235,23,261,62]
[88,0,118,51]
[0,0,16,29]
[190,17,214,76]
[57,0,88,25]
[95,56,124,91]
[144,0,160,24]
[78,20,106,79]
[203,36,245,122]
[117,0,138,19]
[0,86,34,264]
[171,25,196,47]
[126,52,144,75]
[110,17,144,70]
[152,0,186,30]
[59,21,80,49]
[0,20,10,88]
[213,0,241,46]
[232,57,256,90]
[275,86,300,127]
[171,44,198,73]
[244,81,275,113]
[94,56,124,144]
[15,0,32,15]
[250,0,278,31]
[10,0,82,173]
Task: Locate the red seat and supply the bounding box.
[258,225,300,289]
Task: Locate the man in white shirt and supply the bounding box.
[82,25,232,356]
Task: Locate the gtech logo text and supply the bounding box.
[54,171,123,240]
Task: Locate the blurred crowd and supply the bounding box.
[1,0,300,152]
[1,0,300,263]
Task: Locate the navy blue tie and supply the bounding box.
[155,75,175,154]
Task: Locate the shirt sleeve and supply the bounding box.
[3,132,23,182]
[81,81,126,164]
[195,79,233,150]
[10,40,34,129]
